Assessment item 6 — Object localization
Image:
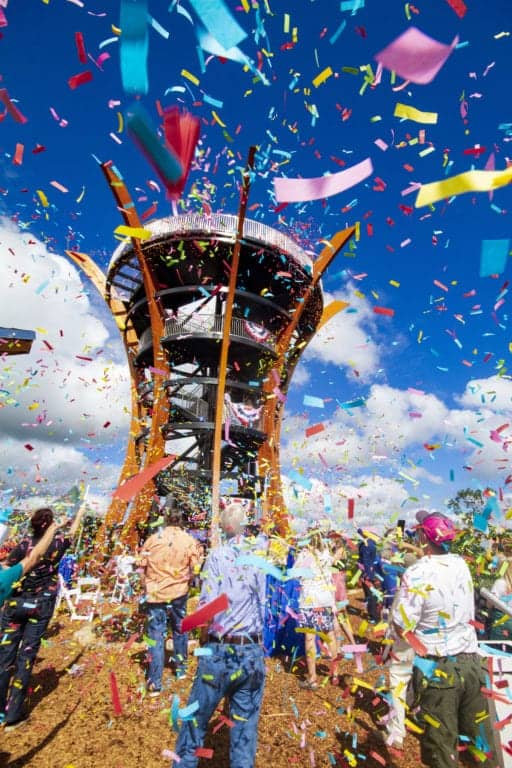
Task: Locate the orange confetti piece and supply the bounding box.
[13,142,24,165]
[305,423,325,438]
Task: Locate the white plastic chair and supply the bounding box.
[57,574,102,621]
[56,573,80,616]
[111,555,135,603]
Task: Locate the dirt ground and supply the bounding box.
[0,591,425,768]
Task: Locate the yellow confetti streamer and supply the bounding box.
[405,717,424,734]
[114,225,153,240]
[312,66,333,88]
[415,165,512,208]
[112,24,121,35]
[181,69,200,86]
[36,189,49,208]
[423,714,441,728]
[117,112,124,133]
[394,102,438,124]
[212,110,227,128]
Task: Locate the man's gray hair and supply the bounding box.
[219,503,247,538]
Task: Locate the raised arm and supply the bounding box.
[19,522,58,575]
[68,502,87,537]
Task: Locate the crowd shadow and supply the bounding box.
[26,649,85,712]
[335,726,406,768]
[2,708,77,767]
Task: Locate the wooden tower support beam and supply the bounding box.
[259,225,356,534]
[101,163,171,547]
[209,147,256,547]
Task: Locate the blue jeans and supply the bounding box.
[173,643,266,768]
[0,594,56,723]
[146,595,189,688]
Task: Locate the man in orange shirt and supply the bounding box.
[140,498,202,695]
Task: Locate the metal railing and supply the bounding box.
[109,213,312,273]
[169,394,210,421]
[163,315,277,352]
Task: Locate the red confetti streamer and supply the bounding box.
[109,671,123,717]
[24,444,34,451]
[141,203,158,220]
[0,88,28,124]
[12,143,24,166]
[75,31,87,63]
[32,144,46,154]
[463,146,486,157]
[373,306,395,317]
[122,632,140,652]
[195,748,214,759]
[68,71,93,90]
[445,0,467,18]
[181,593,229,633]
[305,423,324,438]
[404,630,428,656]
[103,421,111,428]
[347,498,354,519]
[113,455,175,501]
[163,107,201,200]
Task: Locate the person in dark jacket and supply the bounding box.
[0,503,84,730]
[357,529,383,623]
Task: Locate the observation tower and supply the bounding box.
[66,158,354,548]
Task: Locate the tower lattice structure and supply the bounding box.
[65,159,354,549]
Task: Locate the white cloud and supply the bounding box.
[301,287,382,378]
[288,361,310,388]
[282,472,410,532]
[281,373,512,517]
[0,220,130,502]
[456,375,512,412]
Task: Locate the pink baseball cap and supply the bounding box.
[416,510,456,545]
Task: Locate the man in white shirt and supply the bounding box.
[391,510,497,768]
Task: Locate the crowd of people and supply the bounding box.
[0,497,510,767]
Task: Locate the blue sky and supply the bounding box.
[0,0,511,530]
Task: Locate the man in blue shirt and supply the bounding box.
[173,503,267,768]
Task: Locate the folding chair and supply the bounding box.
[56,573,80,618]
[72,577,102,621]
[57,574,102,621]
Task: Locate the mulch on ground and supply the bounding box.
[0,591,425,768]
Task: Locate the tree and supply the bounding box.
[447,488,484,520]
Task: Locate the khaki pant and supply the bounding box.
[411,652,498,768]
